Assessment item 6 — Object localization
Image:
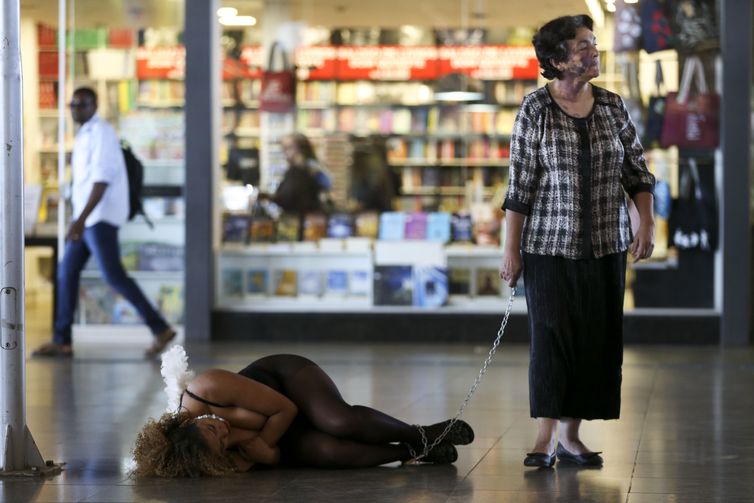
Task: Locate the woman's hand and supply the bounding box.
[499,248,523,288]
[630,221,655,262]
[237,437,281,466]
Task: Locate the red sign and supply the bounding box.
[336,46,439,81]
[295,46,338,80]
[224,45,263,79]
[438,46,538,80]
[136,46,185,79]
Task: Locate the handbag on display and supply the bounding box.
[259,41,296,113]
[643,60,667,148]
[660,56,719,150]
[614,1,642,53]
[640,0,674,53]
[668,158,717,251]
[669,0,719,52]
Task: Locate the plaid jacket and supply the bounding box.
[503,85,655,259]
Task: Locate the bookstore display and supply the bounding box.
[27,24,187,327]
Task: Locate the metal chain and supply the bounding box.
[411,288,516,461]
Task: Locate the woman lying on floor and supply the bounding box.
[132,350,474,477]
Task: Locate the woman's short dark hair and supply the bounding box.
[532,15,594,80]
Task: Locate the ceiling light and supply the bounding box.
[219,15,257,26]
[217,7,238,17]
[624,0,639,3]
[434,73,484,103]
[606,3,616,11]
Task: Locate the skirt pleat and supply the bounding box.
[523,252,627,420]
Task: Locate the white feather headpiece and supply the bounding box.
[160,345,195,413]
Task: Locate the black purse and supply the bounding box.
[643,60,667,149]
[668,158,717,251]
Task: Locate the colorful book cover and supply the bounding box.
[349,270,371,297]
[449,267,471,296]
[222,213,249,244]
[373,265,413,306]
[246,269,268,296]
[221,268,244,298]
[476,268,501,297]
[273,270,298,297]
[451,212,474,243]
[112,296,140,325]
[355,211,379,238]
[404,212,428,240]
[413,266,448,308]
[276,213,301,242]
[157,284,184,324]
[298,270,322,297]
[378,212,406,241]
[427,212,451,243]
[78,283,114,324]
[325,270,349,297]
[138,243,184,271]
[249,215,275,243]
[303,213,328,242]
[327,212,354,239]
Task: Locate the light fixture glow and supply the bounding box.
[219,15,257,26]
[584,0,605,28]
[624,0,639,3]
[217,7,238,17]
[606,3,616,11]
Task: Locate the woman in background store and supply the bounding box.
[499,14,655,468]
[132,351,473,476]
[272,132,333,213]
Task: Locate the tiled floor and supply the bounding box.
[3,296,754,502]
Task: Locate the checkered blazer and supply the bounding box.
[503,85,655,259]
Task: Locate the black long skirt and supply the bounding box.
[522,252,627,420]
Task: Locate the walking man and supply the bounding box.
[33,87,176,358]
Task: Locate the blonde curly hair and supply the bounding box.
[131,412,236,478]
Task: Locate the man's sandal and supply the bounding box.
[31,343,73,358]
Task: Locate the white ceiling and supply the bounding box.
[21,0,597,30]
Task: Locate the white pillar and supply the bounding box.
[0,0,54,475]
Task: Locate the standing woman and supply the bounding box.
[499,15,655,468]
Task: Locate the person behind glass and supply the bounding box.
[498,15,655,468]
[272,132,332,214]
[32,87,176,359]
[132,354,474,476]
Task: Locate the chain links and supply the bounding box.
[410,288,516,461]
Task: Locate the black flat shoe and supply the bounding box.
[556,442,603,466]
[523,451,556,468]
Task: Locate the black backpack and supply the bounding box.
[121,140,153,228]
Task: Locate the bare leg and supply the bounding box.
[531,417,558,454]
[558,417,594,454]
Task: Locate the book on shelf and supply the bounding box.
[326,212,354,239]
[349,270,371,297]
[298,270,322,297]
[157,284,184,324]
[426,212,451,243]
[373,265,413,306]
[354,212,379,239]
[324,270,349,297]
[246,269,268,296]
[78,282,115,324]
[451,212,474,243]
[138,243,184,271]
[276,213,301,242]
[303,213,328,242]
[112,297,140,325]
[449,267,471,296]
[221,269,244,298]
[404,212,428,240]
[413,266,448,308]
[476,268,501,297]
[378,212,405,241]
[273,270,298,297]
[249,215,275,243]
[471,203,502,246]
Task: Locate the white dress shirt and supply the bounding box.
[71,113,129,227]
